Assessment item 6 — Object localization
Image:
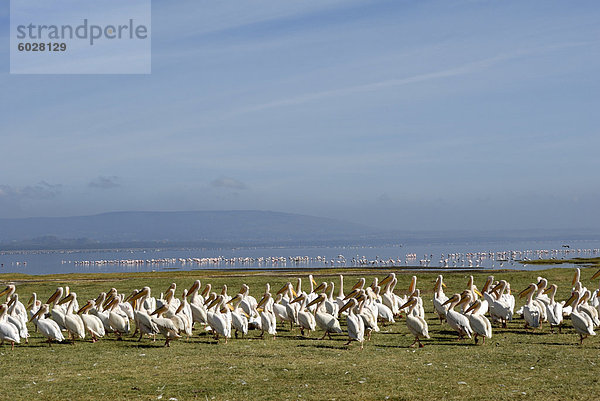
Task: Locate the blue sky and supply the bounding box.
[1,0,599,230]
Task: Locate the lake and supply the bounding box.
[1,238,599,275]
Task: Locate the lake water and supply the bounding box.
[1,238,599,275]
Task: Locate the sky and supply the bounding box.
[1,0,599,230]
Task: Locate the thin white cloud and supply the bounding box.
[0,181,62,200]
[211,176,248,190]
[89,176,121,189]
[236,41,592,114]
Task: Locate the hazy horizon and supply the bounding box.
[2,1,599,231]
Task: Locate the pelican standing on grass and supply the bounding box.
[464,298,492,345]
[518,283,542,330]
[338,298,365,349]
[442,293,472,340]
[564,290,596,345]
[29,303,64,345]
[399,297,429,348]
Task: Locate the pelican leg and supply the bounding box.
[138,332,143,342]
[11,341,15,350]
[474,334,479,345]
[300,328,304,337]
[417,337,424,348]
[235,329,238,339]
[320,332,327,340]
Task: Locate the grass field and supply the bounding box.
[1,266,600,400]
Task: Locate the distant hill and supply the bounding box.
[0,210,378,247]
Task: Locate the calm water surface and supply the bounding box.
[1,239,599,275]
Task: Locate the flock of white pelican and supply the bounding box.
[1,267,600,350]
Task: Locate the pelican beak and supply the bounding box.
[518,286,532,299]
[77,302,92,315]
[256,295,268,309]
[0,286,10,298]
[204,293,216,306]
[207,297,220,310]
[313,282,326,293]
[564,292,577,307]
[226,303,234,312]
[129,289,148,302]
[310,276,318,287]
[473,288,483,297]
[188,281,200,294]
[481,278,492,293]
[290,295,304,304]
[543,286,553,295]
[442,295,458,306]
[201,285,211,298]
[305,295,323,308]
[399,297,415,310]
[344,289,360,300]
[150,305,166,316]
[350,280,363,291]
[30,307,45,322]
[58,293,74,306]
[409,277,417,293]
[572,271,578,286]
[465,302,477,314]
[103,295,116,309]
[338,300,353,314]
[592,270,600,281]
[226,294,241,304]
[291,288,297,297]
[442,282,447,288]
[7,296,16,308]
[46,289,61,304]
[27,294,35,308]
[176,303,185,314]
[124,290,138,302]
[276,284,289,296]
[379,274,394,287]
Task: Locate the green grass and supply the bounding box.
[2,267,600,400]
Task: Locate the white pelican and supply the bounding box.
[464,299,492,345]
[306,293,342,340]
[46,287,67,331]
[105,296,130,338]
[7,295,29,343]
[335,275,347,311]
[442,294,472,340]
[256,292,277,339]
[30,303,64,345]
[77,300,106,342]
[518,284,542,330]
[543,284,563,333]
[290,293,316,337]
[339,298,365,349]
[206,295,232,343]
[149,304,181,347]
[432,275,449,323]
[0,304,20,349]
[0,285,26,318]
[57,293,86,341]
[226,294,249,338]
[379,273,399,316]
[564,290,596,345]
[399,297,429,348]
[578,290,600,327]
[488,280,513,327]
[129,289,159,341]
